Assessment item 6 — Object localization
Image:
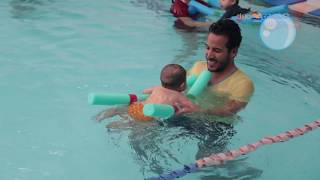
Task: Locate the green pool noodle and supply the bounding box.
[143,104,175,119]
[187,70,212,98]
[88,93,149,105]
[186,74,197,89]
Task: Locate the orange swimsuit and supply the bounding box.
[128,103,154,121]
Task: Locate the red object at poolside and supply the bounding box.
[170,0,209,18]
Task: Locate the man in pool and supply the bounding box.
[179,19,254,116]
[96,64,198,122]
[171,0,213,29]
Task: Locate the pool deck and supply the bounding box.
[289,0,320,17]
[264,0,320,17]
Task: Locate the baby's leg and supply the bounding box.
[106,120,135,129]
[95,105,128,122]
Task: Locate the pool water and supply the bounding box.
[0,0,319,179]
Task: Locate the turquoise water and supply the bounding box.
[0,0,320,179]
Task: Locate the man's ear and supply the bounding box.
[230,48,238,59]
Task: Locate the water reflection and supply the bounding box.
[292,13,320,28]
[9,0,53,19]
[106,114,262,179]
[240,41,320,94]
[130,0,170,14]
[130,0,208,65]
[198,158,263,180]
[171,29,206,64]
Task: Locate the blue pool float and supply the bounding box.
[89,73,207,119]
[208,0,221,8]
[260,4,289,15]
[143,104,176,119]
[88,93,148,105]
[230,5,289,24]
[89,75,198,106]
[187,70,212,98]
[188,0,223,16]
[187,74,197,89]
[263,0,306,6]
[189,1,289,24]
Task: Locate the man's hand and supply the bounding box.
[205,99,247,116]
[175,99,247,116]
[174,102,200,115]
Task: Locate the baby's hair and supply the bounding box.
[160,64,186,90]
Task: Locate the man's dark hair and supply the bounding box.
[160,64,186,90]
[236,0,239,4]
[209,19,242,51]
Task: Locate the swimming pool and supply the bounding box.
[0,0,319,179]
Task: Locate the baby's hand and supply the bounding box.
[237,13,246,20]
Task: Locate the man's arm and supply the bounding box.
[178,17,212,28]
[203,72,254,116]
[176,95,200,114]
[204,99,247,116]
[176,99,247,116]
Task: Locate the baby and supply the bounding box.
[170,0,213,29]
[96,64,198,122]
[219,0,251,19]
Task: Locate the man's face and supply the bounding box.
[219,0,235,9]
[205,33,235,72]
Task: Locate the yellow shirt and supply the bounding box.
[188,61,254,103]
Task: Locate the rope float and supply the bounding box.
[145,119,320,180]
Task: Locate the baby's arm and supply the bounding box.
[142,86,157,94]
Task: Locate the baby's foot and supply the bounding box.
[106,120,134,129]
[95,108,118,122]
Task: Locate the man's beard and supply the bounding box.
[206,54,231,73]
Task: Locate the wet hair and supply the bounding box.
[209,19,242,51]
[160,64,186,90]
[235,0,239,4]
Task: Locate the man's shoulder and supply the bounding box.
[227,69,254,102]
[188,61,207,76]
[234,69,254,86]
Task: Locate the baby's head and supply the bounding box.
[220,0,238,10]
[160,64,186,92]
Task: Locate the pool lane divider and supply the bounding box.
[145,119,320,180]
